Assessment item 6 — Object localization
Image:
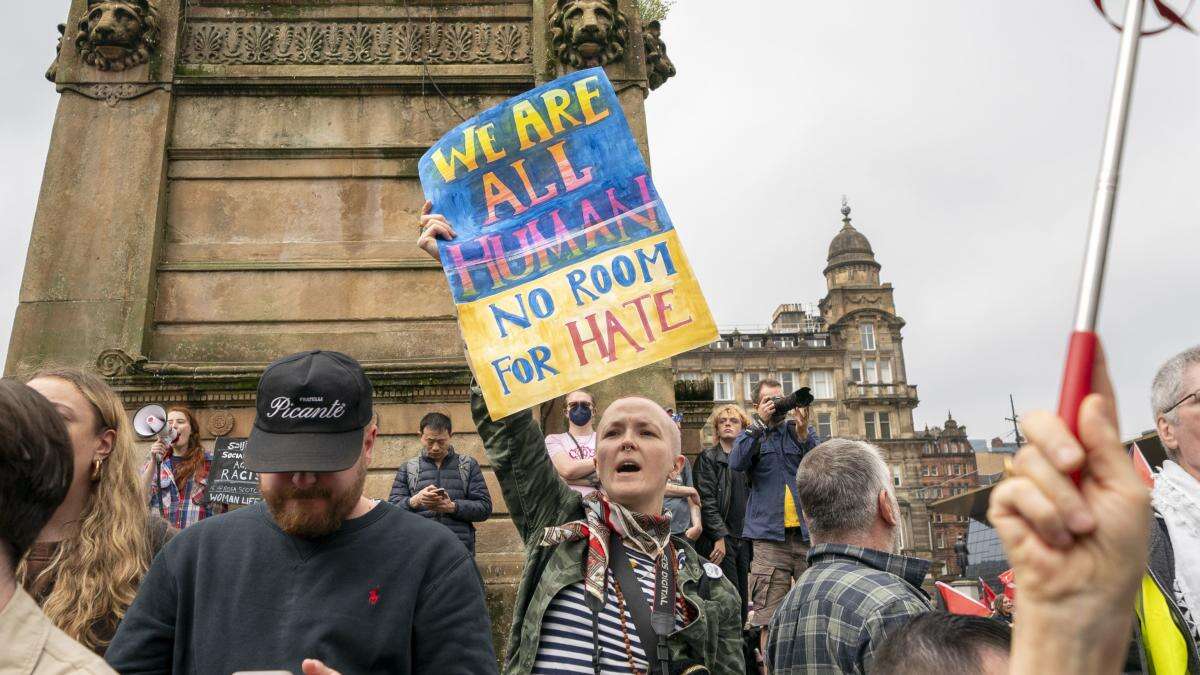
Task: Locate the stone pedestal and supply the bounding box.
[9,0,678,657]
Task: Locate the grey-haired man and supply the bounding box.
[766,439,931,674]
[1134,346,1200,673]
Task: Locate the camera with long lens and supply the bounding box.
[768,387,814,423]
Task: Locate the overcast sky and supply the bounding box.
[3,2,1197,442]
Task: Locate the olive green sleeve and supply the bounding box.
[711,575,746,673]
[471,386,580,546]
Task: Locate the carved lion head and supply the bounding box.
[45,23,67,83]
[642,20,675,90]
[549,0,629,69]
[75,0,160,72]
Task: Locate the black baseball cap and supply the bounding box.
[244,351,374,473]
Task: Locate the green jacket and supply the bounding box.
[472,389,744,674]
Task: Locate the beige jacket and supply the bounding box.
[0,586,114,674]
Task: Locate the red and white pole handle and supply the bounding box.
[1060,0,1145,481]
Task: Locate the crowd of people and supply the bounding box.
[0,205,1195,674]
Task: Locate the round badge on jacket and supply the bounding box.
[703,562,724,579]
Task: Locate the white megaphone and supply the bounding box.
[133,404,178,444]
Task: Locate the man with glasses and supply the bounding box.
[1136,346,1200,674]
[390,412,493,557]
[545,390,601,496]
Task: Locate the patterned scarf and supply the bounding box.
[1152,460,1200,643]
[539,490,672,604]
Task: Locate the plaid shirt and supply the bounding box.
[147,452,214,530]
[766,544,932,674]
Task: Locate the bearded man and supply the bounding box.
[105,351,496,675]
[418,205,743,675]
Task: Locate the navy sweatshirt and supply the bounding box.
[105,501,497,675]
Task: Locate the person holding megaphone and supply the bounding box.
[139,406,219,529]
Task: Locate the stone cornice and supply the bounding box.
[178,19,533,68]
[96,349,471,408]
[157,260,442,273]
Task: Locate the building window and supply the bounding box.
[743,339,762,349]
[817,412,833,438]
[864,412,877,439]
[778,338,796,348]
[745,372,766,401]
[713,340,730,350]
[891,465,903,487]
[713,373,733,401]
[879,412,892,440]
[880,360,894,384]
[936,533,946,549]
[810,370,834,399]
[865,358,879,384]
[931,465,939,476]
[851,360,863,383]
[779,372,797,395]
[860,324,876,351]
[921,465,930,477]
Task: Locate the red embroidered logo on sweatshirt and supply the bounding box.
[368,587,380,606]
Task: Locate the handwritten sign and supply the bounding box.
[420,68,717,417]
[207,438,261,506]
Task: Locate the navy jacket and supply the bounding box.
[729,420,820,542]
[388,448,492,555]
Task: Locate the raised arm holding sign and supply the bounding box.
[419,69,742,675]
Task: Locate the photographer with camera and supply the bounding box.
[729,379,820,662]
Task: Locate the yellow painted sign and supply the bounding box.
[419,69,717,417]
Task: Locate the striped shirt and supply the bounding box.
[533,547,684,674]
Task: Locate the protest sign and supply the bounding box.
[207,438,261,506]
[419,68,717,417]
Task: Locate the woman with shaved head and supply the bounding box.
[419,207,742,674]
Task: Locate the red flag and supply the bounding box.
[1131,442,1156,488]
[935,582,991,617]
[998,568,1016,600]
[979,578,998,607]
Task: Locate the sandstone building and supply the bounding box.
[671,202,934,563]
[918,414,982,578]
[9,0,678,651]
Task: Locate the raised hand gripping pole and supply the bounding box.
[1059,0,1145,462]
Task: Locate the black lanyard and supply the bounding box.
[587,531,675,675]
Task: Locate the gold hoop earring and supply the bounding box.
[90,458,104,481]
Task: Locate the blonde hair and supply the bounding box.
[18,368,152,652]
[708,403,751,439]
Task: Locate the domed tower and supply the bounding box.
[824,199,882,289]
[818,197,905,337]
[818,198,928,561]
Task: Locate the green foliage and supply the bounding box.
[674,378,713,402]
[637,0,676,23]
